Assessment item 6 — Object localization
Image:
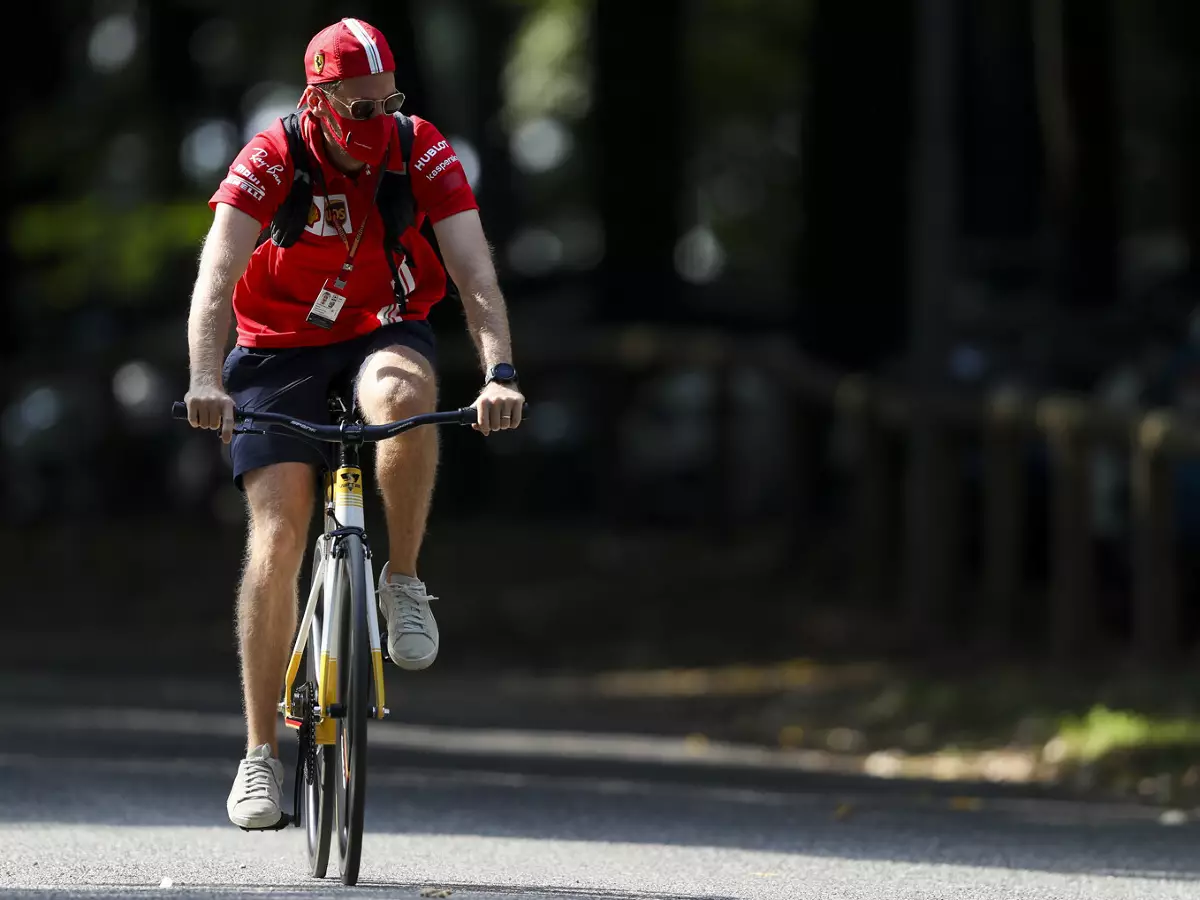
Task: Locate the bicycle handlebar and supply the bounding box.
[171,401,523,442]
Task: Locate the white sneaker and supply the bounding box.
[378,563,440,670]
[227,743,284,829]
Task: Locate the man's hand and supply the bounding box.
[185,382,237,444]
[473,382,525,435]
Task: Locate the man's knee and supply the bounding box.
[248,515,310,568]
[357,347,437,424]
[243,463,314,570]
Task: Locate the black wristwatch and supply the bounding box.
[485,363,519,386]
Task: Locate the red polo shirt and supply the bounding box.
[209,110,477,348]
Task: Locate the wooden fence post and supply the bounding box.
[981,388,1026,651]
[708,350,736,543]
[903,399,959,647]
[1039,397,1095,659]
[1131,411,1178,663]
[787,399,822,563]
[837,376,892,610]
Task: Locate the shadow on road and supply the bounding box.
[1,884,735,900]
[4,707,1200,888]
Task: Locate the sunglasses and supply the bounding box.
[324,90,406,120]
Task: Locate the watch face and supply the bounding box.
[492,363,517,381]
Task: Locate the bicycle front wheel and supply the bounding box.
[304,538,334,878]
[334,534,370,886]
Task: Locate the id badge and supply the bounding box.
[307,284,347,330]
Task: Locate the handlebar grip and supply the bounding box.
[172,401,188,420]
[457,403,531,425]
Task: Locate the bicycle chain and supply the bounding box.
[299,682,317,785]
[291,681,318,827]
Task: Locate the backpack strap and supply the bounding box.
[377,113,418,311]
[378,113,417,250]
[384,112,462,306]
[268,112,313,248]
[397,111,416,169]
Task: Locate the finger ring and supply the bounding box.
[502,415,511,419]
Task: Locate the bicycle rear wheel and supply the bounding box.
[303,540,335,878]
[334,534,370,886]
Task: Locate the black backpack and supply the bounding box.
[265,110,446,312]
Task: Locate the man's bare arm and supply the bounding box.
[432,209,524,433]
[432,209,512,372]
[184,203,261,442]
[189,203,260,384]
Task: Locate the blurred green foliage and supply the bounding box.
[13,199,210,308]
[1055,705,1200,764]
[502,0,592,128]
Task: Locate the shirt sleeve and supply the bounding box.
[208,129,291,228]
[408,117,479,224]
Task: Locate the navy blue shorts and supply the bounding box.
[222,320,437,491]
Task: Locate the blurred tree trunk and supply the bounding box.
[903,0,959,648]
[592,2,683,536]
[1154,0,1200,287]
[370,0,429,113]
[798,0,913,368]
[144,3,199,197]
[8,8,66,382]
[1182,78,1200,288]
[473,3,518,254]
[1033,0,1119,310]
[959,0,1042,246]
[594,0,682,323]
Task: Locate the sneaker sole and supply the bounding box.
[229,809,285,830]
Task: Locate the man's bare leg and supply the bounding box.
[356,346,438,577]
[356,345,441,669]
[238,462,315,755]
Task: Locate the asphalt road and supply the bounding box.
[4,681,1200,899]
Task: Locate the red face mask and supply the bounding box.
[311,90,391,163]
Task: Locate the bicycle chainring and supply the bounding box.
[298,681,318,785]
[290,680,319,828]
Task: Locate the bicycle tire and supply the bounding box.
[304,541,335,878]
[334,534,369,886]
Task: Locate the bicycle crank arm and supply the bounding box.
[323,704,389,719]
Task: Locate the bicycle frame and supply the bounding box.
[169,396,512,742]
[281,436,387,747]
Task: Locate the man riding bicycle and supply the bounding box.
[182,18,525,830]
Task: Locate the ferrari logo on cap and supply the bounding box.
[313,51,325,74]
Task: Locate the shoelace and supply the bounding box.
[241,761,277,800]
[386,584,435,632]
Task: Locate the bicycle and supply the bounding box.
[171,389,507,885]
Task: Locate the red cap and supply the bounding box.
[304,18,395,85]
